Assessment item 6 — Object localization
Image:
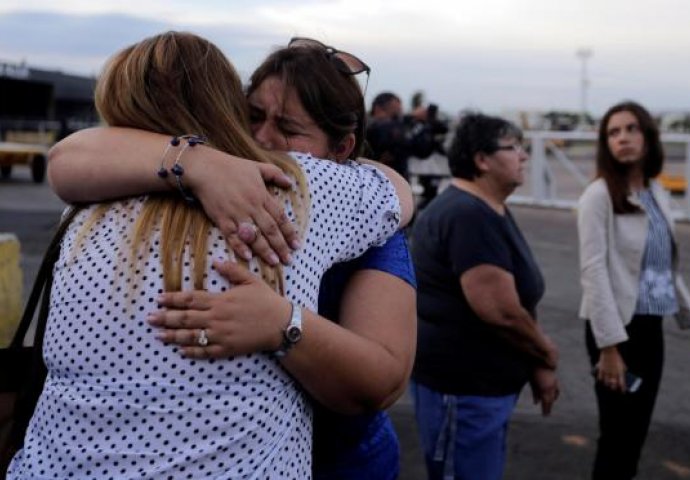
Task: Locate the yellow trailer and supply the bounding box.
[658,172,687,194]
[0,141,49,183]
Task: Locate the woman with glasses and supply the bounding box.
[578,101,690,480]
[48,37,416,479]
[410,112,559,480]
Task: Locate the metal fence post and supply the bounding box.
[685,141,690,219]
[530,135,547,203]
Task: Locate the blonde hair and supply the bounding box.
[88,31,308,293]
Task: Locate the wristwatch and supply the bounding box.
[274,302,303,358]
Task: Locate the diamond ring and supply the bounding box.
[197,328,209,347]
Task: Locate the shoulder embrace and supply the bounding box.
[292,153,382,188]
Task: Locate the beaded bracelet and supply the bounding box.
[156,136,181,179]
[156,134,207,204]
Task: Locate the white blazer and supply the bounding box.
[577,178,690,348]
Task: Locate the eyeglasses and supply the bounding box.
[288,37,371,93]
[494,143,527,154]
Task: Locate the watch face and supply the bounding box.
[285,325,302,343]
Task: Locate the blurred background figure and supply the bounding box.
[366,92,408,177]
[410,112,559,480]
[365,91,447,186]
[578,100,690,480]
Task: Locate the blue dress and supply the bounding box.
[314,231,416,480]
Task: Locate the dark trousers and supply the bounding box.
[585,315,664,480]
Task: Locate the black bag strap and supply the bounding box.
[1,207,81,471]
[10,207,80,349]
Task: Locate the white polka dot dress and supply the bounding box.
[7,153,400,480]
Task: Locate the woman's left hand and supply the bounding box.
[596,345,627,392]
[147,261,291,358]
[188,152,299,266]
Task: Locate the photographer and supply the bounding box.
[366,92,447,181]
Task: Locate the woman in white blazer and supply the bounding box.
[578,101,690,480]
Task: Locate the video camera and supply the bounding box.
[367,104,449,162]
[403,103,449,158]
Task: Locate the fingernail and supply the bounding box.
[154,332,166,341]
[290,239,302,250]
[269,253,280,265]
[213,258,228,268]
[283,253,293,265]
[242,249,252,261]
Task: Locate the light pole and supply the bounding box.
[576,48,593,118]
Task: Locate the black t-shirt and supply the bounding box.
[411,186,545,396]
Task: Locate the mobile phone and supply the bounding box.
[624,371,643,393]
[591,367,643,393]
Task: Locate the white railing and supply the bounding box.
[409,130,690,219]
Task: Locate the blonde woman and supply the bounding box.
[47,40,416,480]
[7,31,405,479]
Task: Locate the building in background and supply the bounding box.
[0,60,98,142]
[0,60,98,182]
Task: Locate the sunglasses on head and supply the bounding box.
[288,37,370,75]
[288,37,371,93]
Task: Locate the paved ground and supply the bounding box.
[392,205,690,480]
[3,168,690,479]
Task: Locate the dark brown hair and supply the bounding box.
[447,112,522,180]
[248,46,366,159]
[596,101,663,214]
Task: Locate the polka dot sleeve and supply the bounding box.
[291,152,401,264]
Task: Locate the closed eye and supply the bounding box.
[276,118,306,137]
[249,105,266,125]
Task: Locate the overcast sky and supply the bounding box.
[1,0,689,118]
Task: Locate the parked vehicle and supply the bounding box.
[658,172,686,194]
[0,131,53,183]
[0,141,49,183]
